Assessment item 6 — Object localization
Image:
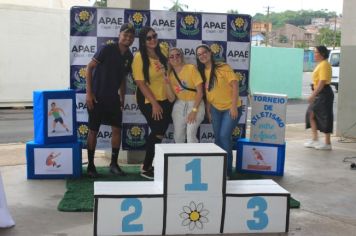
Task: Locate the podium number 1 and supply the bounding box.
[121,198,143,232]
[247,196,268,230]
[185,158,208,191]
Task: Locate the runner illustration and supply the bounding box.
[45,152,61,168]
[48,102,70,133]
[252,148,267,165]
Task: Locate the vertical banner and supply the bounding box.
[250,93,288,145]
[70,7,251,150]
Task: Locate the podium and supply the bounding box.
[94,143,290,235]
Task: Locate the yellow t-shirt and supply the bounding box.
[168,64,203,101]
[204,63,241,110]
[312,60,332,88]
[132,52,167,103]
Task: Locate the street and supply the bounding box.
[0,73,338,144]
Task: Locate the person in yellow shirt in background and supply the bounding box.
[304,46,334,150]
[132,26,174,180]
[167,47,205,143]
[195,44,242,176]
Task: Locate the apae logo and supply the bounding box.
[180,14,200,36]
[73,10,95,33]
[152,19,175,28]
[229,16,249,39]
[209,43,225,62]
[126,126,146,147]
[203,21,226,33]
[127,12,149,36]
[73,67,87,91]
[77,124,89,147]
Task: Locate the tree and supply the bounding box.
[169,0,188,12]
[227,10,239,14]
[315,28,341,47]
[94,0,107,7]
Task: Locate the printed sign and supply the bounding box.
[250,93,288,144]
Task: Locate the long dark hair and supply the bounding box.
[196,44,222,91]
[138,26,167,84]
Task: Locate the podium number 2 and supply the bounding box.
[121,198,143,232]
[247,196,268,230]
[185,158,208,191]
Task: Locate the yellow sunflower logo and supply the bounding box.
[79,68,86,79]
[106,39,115,45]
[184,15,195,26]
[235,72,243,81]
[180,201,209,230]
[159,41,170,54]
[79,10,90,22]
[210,43,220,54]
[232,126,241,136]
[234,17,244,28]
[78,124,89,135]
[130,126,142,137]
[133,12,143,24]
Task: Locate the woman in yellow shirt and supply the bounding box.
[167,47,205,143]
[304,46,334,150]
[196,44,242,175]
[132,26,173,179]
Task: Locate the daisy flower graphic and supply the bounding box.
[179,201,209,230]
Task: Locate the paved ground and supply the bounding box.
[1,123,356,236]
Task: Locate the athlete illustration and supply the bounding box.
[252,148,267,165]
[45,152,61,168]
[48,102,70,133]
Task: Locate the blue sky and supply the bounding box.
[150,0,343,15]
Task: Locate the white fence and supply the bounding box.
[0,4,70,107]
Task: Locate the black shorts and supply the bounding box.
[87,102,122,132]
[54,117,64,124]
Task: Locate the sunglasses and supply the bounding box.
[146,33,158,41]
[169,53,181,59]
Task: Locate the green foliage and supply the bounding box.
[278,35,288,43]
[169,0,188,12]
[315,28,341,47]
[227,9,239,14]
[252,9,339,29]
[93,0,107,7]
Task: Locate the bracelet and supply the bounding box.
[192,107,198,112]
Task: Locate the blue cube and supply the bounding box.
[26,141,82,179]
[33,90,77,144]
[236,138,286,176]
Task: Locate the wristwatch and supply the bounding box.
[192,107,198,112]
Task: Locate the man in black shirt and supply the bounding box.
[85,23,135,178]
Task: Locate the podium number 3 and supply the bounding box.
[247,196,269,230]
[185,158,208,191]
[121,198,143,232]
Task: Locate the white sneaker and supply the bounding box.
[304,140,319,148]
[315,143,332,150]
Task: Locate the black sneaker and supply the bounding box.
[109,163,127,176]
[140,168,154,180]
[87,165,98,178]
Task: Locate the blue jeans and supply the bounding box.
[210,105,242,175]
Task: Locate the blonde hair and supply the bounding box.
[168,47,185,75]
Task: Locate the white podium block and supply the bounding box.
[223,180,290,233]
[165,195,223,235]
[154,144,226,195]
[94,182,164,236]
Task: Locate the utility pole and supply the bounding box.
[263,6,273,46]
[333,15,337,49]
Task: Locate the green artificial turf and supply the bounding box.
[58,166,300,212]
